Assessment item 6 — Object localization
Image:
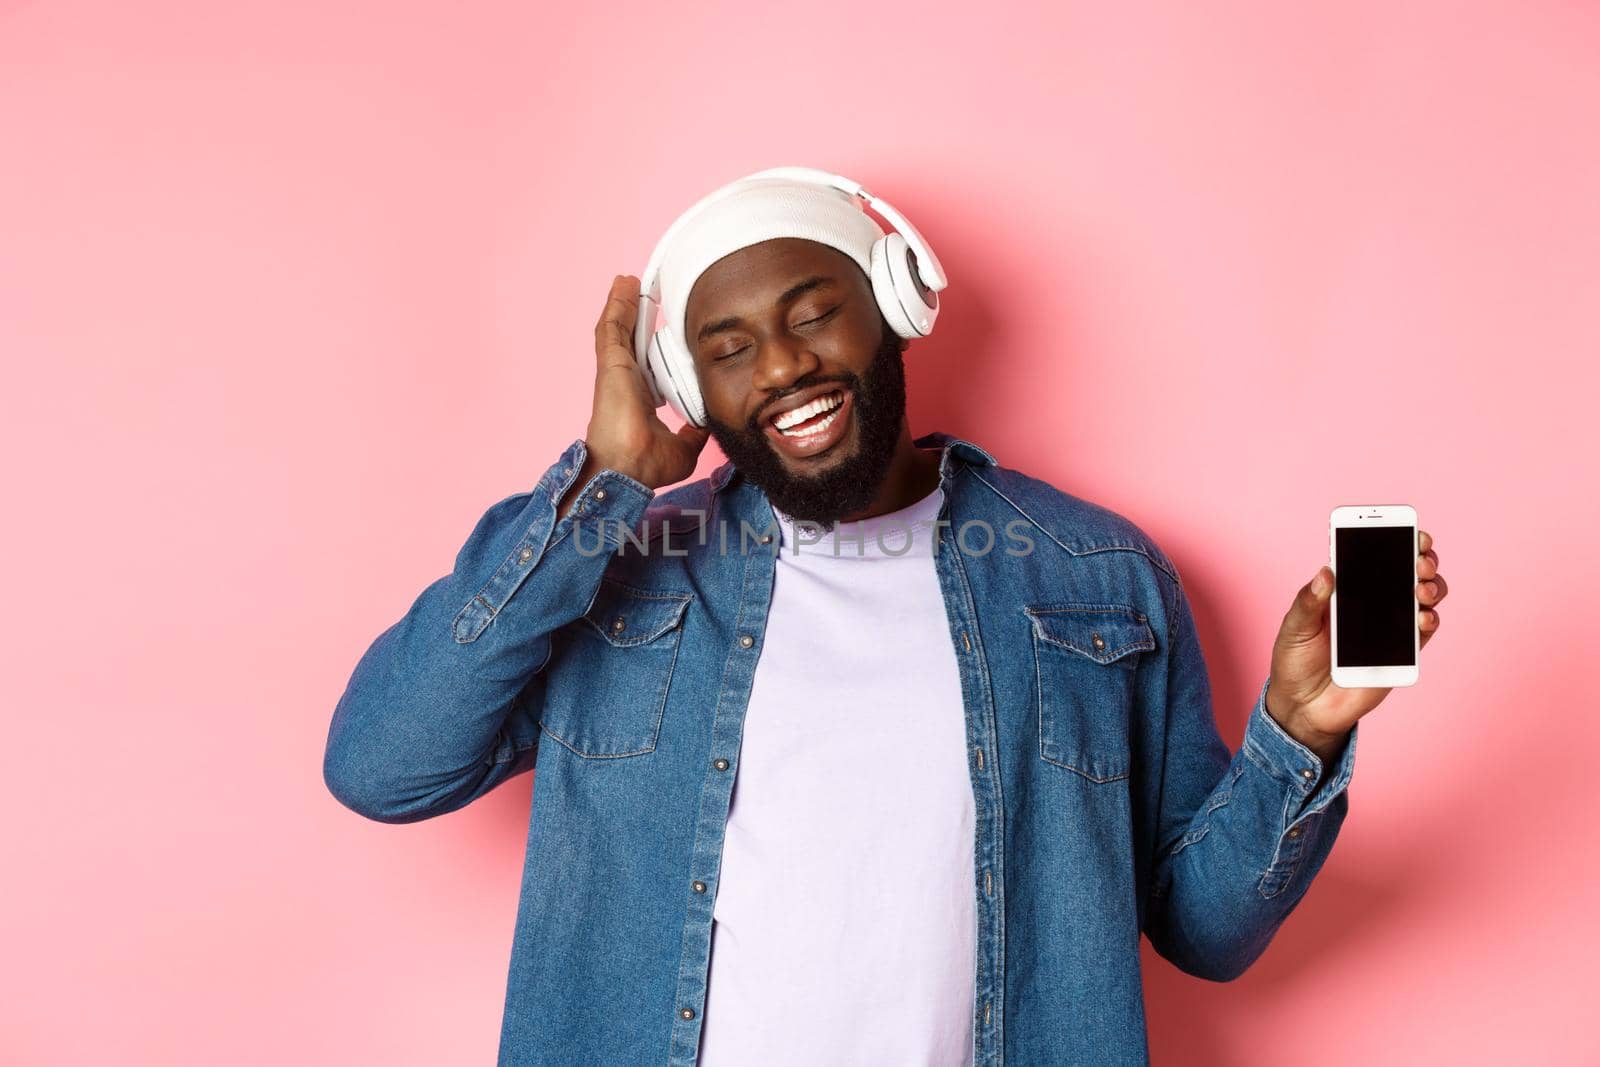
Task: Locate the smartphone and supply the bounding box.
[1329,505,1419,688]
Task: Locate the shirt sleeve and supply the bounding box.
[1244,675,1358,817]
[1140,567,1358,980]
[322,438,654,823]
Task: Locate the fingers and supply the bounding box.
[674,421,711,451]
[1415,530,1444,606]
[1415,571,1448,605]
[1413,529,1446,646]
[1417,530,1444,646]
[1416,531,1437,573]
[595,275,642,364]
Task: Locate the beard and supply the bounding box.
[704,322,908,533]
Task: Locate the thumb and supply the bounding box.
[675,422,711,447]
[1282,565,1333,641]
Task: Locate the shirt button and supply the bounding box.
[692,880,707,893]
[1301,768,1316,779]
[680,1007,696,1021]
[519,547,533,562]
[713,758,730,771]
[611,617,626,633]
[738,634,754,648]
[1287,827,1302,839]
[758,533,772,544]
[1091,633,1106,650]
[561,467,570,476]
[595,488,606,500]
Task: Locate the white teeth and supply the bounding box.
[778,406,842,439]
[772,390,844,431]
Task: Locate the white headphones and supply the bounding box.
[632,166,948,428]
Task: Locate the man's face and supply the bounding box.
[684,238,910,530]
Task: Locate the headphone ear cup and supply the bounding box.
[643,331,688,425]
[638,330,667,408]
[869,233,938,339]
[651,327,707,428]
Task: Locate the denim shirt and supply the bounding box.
[323,430,1358,1067]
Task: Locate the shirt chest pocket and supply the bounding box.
[1024,604,1156,783]
[538,579,693,759]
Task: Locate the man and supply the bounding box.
[323,175,1448,1066]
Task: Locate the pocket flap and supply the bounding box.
[581,579,692,646]
[1025,604,1154,664]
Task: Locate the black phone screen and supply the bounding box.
[1334,526,1416,667]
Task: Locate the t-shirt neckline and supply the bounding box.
[769,483,945,558]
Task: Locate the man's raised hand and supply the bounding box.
[560,276,711,515]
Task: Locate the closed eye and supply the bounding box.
[797,306,840,329]
[712,307,841,362]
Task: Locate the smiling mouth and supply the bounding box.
[761,388,854,461]
[767,388,847,438]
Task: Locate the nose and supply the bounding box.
[750,333,822,396]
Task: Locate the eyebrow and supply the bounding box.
[695,275,838,345]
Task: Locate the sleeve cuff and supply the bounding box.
[1241,676,1357,820]
[546,438,655,549]
[447,440,653,645]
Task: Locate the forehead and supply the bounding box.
[685,238,859,323]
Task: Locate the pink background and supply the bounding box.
[3,1,1595,1063]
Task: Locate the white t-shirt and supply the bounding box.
[696,484,977,1067]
